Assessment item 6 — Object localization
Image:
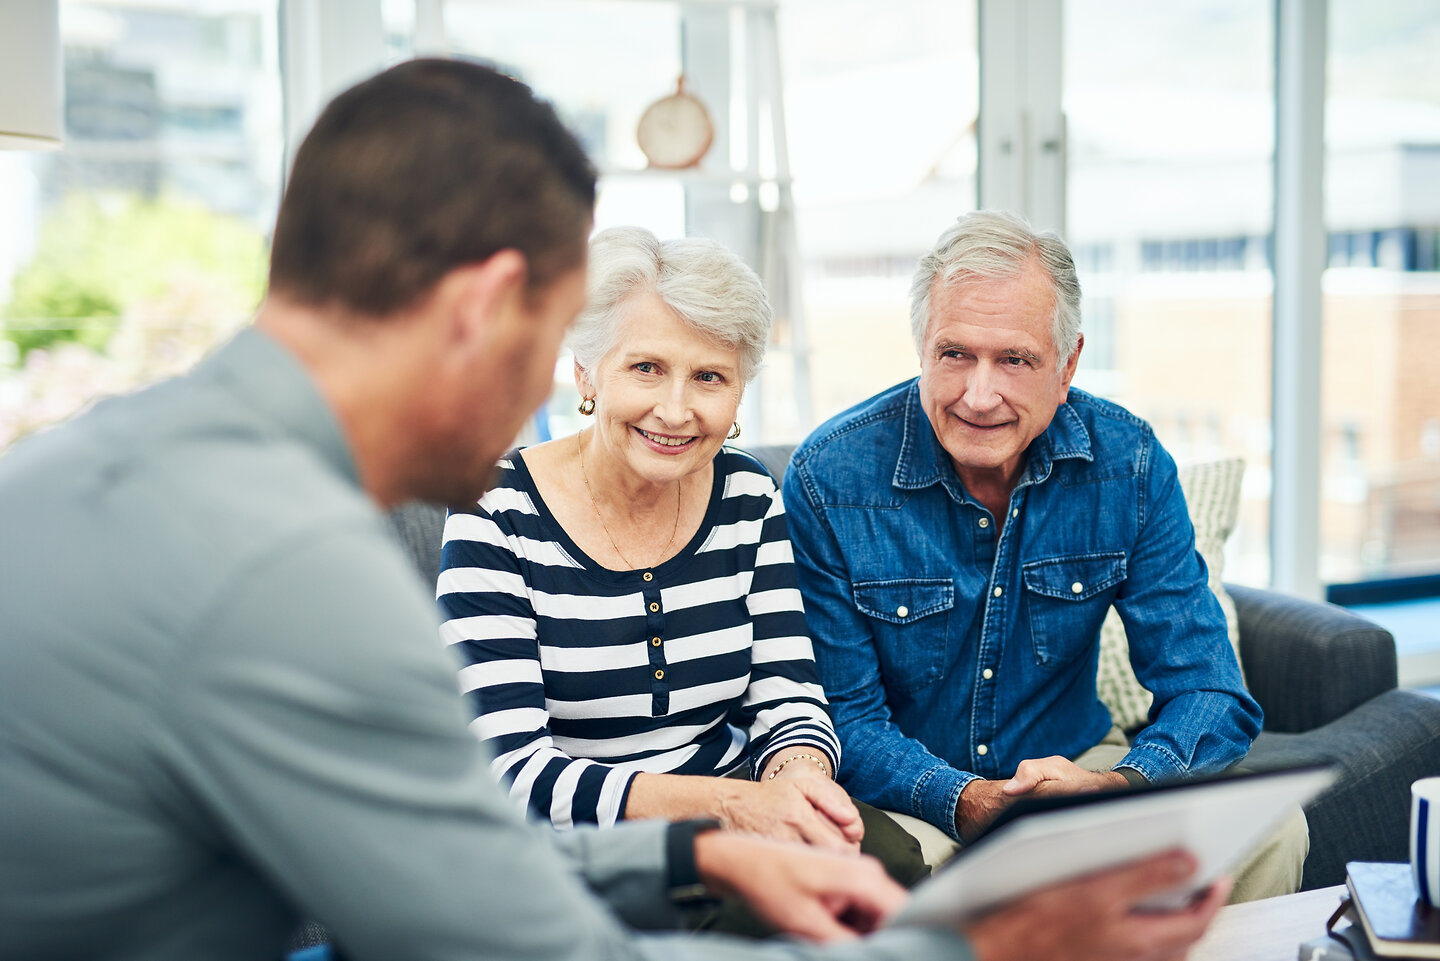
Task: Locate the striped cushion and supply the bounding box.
[1096,458,1246,731]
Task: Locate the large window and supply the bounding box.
[1063,0,1275,584]
[7,1,1436,627]
[1322,0,1440,583]
[430,1,760,441]
[433,0,685,235]
[1319,0,1440,683]
[0,0,281,452]
[777,0,978,430]
[425,0,977,443]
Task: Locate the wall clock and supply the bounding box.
[636,76,714,170]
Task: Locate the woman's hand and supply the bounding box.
[624,758,864,854]
[717,763,864,854]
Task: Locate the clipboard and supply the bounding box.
[887,764,1335,928]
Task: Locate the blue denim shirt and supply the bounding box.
[782,380,1262,839]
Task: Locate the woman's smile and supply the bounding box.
[635,427,698,450]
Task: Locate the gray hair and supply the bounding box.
[908,210,1082,372]
[569,226,771,384]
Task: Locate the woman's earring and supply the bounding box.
[578,398,596,416]
[727,423,741,440]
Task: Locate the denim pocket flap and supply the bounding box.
[853,578,955,625]
[1021,552,1127,601]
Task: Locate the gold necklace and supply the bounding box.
[577,430,681,570]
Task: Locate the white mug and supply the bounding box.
[1411,777,1440,908]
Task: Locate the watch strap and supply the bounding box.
[665,818,723,904]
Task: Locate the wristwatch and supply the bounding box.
[666,818,723,905]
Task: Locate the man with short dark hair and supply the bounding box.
[0,65,1226,961]
[783,210,1307,899]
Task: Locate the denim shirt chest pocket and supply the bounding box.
[1021,552,1127,667]
[852,578,955,691]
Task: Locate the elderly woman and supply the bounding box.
[438,227,924,889]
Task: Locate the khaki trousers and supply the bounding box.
[878,727,1310,904]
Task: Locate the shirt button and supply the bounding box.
[643,571,653,582]
[651,636,662,647]
[649,602,660,613]
[982,668,994,680]
[1012,508,1019,518]
[977,744,989,756]
[993,587,1003,598]
[896,605,909,618]
[654,669,665,680]
[1071,582,1084,594]
[978,517,990,528]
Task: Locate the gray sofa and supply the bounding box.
[1228,584,1440,887]
[385,442,1440,891]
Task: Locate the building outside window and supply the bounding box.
[1323,0,1440,585]
[0,0,281,452]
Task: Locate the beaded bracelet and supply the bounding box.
[766,752,830,780]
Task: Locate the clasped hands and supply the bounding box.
[958,755,1130,842]
[715,749,864,854]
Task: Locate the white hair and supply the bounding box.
[569,226,771,384]
[909,210,1082,372]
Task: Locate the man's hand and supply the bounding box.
[957,757,1129,841]
[693,831,905,941]
[956,779,1016,842]
[964,850,1229,961]
[717,774,863,854]
[1003,756,1129,799]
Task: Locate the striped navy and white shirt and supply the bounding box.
[438,446,841,829]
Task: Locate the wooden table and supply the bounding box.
[1189,885,1346,960]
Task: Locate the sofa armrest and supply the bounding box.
[1245,688,1440,888]
[386,501,449,588]
[1229,582,1397,733]
[745,443,797,484]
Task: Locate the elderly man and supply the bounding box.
[0,65,1228,961]
[783,210,1307,900]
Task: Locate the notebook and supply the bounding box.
[1346,861,1440,959]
